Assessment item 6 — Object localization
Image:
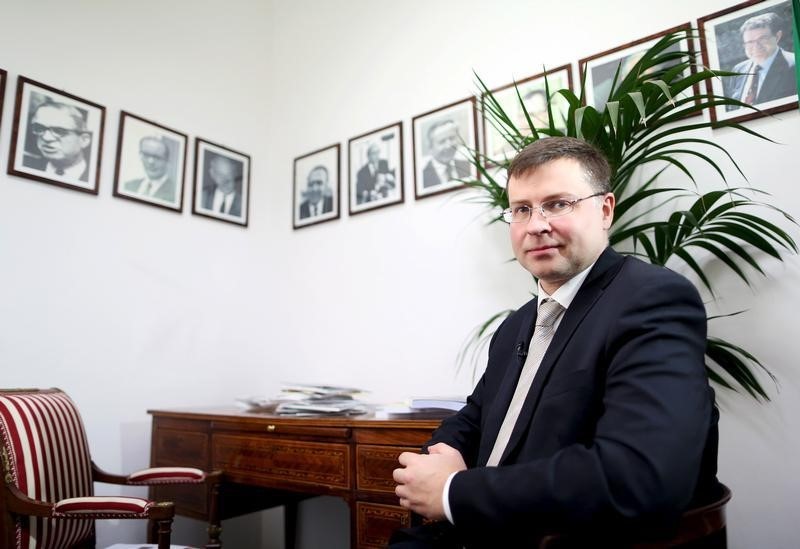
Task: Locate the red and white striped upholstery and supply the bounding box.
[127,467,205,484]
[0,389,96,548]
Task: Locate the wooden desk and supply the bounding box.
[148,407,445,549]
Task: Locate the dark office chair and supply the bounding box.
[0,388,222,549]
[538,483,732,548]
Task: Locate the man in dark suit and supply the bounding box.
[299,165,334,219]
[23,100,91,182]
[123,136,176,203]
[421,119,471,189]
[355,143,396,204]
[391,137,719,548]
[201,153,242,216]
[727,12,796,109]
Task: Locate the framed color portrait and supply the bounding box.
[7,76,105,194]
[482,65,573,164]
[192,138,251,227]
[348,122,403,215]
[293,143,340,229]
[579,24,694,112]
[412,97,478,200]
[699,0,798,125]
[113,111,187,212]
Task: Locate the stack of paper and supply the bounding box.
[237,383,368,416]
[410,396,466,412]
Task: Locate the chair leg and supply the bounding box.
[205,471,223,548]
[156,516,173,549]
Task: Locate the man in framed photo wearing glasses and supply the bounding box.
[728,11,796,109]
[23,99,91,182]
[391,137,720,548]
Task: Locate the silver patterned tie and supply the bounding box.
[486,298,565,466]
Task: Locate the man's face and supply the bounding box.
[429,122,460,164]
[139,139,169,180]
[209,158,236,193]
[367,145,380,165]
[743,27,781,65]
[31,106,90,168]
[508,158,614,294]
[306,168,327,203]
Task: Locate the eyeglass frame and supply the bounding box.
[30,123,88,139]
[501,192,607,223]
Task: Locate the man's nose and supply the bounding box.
[525,209,551,232]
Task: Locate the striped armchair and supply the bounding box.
[0,388,222,549]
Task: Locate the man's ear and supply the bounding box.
[602,193,615,230]
[80,133,92,150]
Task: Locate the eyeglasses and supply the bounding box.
[30,123,84,138]
[308,179,325,187]
[743,35,775,47]
[502,192,606,223]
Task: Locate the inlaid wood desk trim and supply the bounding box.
[148,407,445,549]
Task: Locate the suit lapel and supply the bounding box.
[497,248,627,464]
[477,304,537,465]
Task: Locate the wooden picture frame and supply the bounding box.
[481,65,573,164]
[7,76,105,194]
[412,97,478,200]
[192,138,251,227]
[698,0,798,125]
[113,111,187,212]
[293,143,340,229]
[0,68,7,140]
[348,122,404,215]
[578,23,694,112]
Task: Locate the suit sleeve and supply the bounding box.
[448,272,710,533]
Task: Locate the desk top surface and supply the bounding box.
[148,406,450,430]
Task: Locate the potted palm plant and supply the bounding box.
[459,29,797,401]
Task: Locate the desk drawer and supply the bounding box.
[357,444,419,494]
[357,501,411,548]
[213,433,351,492]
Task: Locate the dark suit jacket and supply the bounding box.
[123,177,176,202]
[729,48,796,106]
[202,185,242,216]
[299,196,333,219]
[422,158,471,189]
[423,248,718,547]
[22,154,89,182]
[355,159,394,204]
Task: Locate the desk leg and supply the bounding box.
[285,501,298,549]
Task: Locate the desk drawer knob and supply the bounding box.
[267,424,276,432]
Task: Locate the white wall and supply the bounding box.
[1,1,798,548]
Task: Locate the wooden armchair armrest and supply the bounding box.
[2,481,54,517]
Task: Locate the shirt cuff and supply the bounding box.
[442,471,458,524]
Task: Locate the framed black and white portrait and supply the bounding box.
[482,65,573,164]
[7,76,105,194]
[699,0,798,125]
[113,111,187,212]
[348,122,403,215]
[412,97,478,200]
[579,24,693,112]
[192,138,251,227]
[293,143,340,229]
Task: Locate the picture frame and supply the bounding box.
[7,76,105,194]
[412,97,478,200]
[112,111,187,212]
[0,68,7,137]
[293,143,340,229]
[578,23,694,112]
[698,0,797,125]
[348,121,404,215]
[482,65,573,164]
[192,138,251,227]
